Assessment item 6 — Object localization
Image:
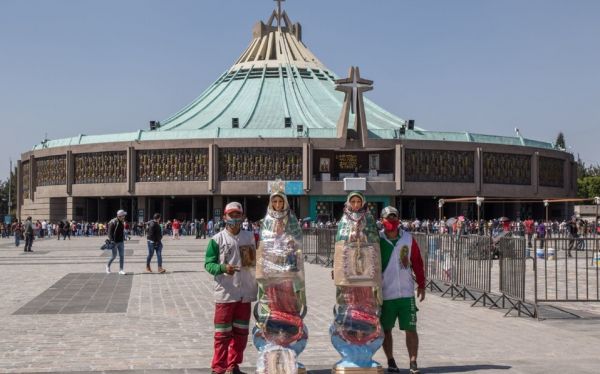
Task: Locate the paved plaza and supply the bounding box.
[0,236,599,373]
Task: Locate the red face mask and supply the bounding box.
[383,218,398,232]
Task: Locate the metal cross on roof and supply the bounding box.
[335,66,373,114]
[275,0,285,27]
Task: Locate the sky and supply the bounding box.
[1,0,599,181]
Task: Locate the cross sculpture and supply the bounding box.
[335,66,373,146]
[335,66,373,115]
[274,0,285,27]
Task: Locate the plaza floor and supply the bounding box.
[0,236,599,373]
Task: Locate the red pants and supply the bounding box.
[211,301,251,374]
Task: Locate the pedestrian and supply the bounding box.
[524,216,534,248]
[23,216,34,252]
[379,206,426,374]
[106,210,127,275]
[536,221,546,248]
[146,213,166,273]
[204,202,257,374]
[567,216,579,257]
[172,219,181,240]
[207,219,214,237]
[199,218,207,239]
[12,220,22,247]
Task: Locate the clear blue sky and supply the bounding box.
[1,0,599,181]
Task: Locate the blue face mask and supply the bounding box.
[225,218,243,226]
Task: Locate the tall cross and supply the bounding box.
[335,67,373,114]
[275,0,285,27]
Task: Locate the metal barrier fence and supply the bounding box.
[414,233,493,305]
[497,237,534,316]
[533,238,600,315]
[302,228,336,266]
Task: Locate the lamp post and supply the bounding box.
[438,199,445,221]
[543,200,549,224]
[476,197,484,235]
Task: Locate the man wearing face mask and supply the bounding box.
[204,202,257,374]
[379,206,426,374]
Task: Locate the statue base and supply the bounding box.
[298,368,307,374]
[332,366,383,374]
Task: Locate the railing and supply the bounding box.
[534,237,600,306]
[414,233,493,305]
[302,228,336,266]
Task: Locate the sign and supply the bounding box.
[4,215,12,225]
[285,181,304,196]
[335,154,358,171]
[267,180,305,196]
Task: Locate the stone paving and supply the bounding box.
[0,236,599,373]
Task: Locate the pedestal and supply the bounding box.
[332,366,383,374]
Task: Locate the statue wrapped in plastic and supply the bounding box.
[330,191,384,373]
[254,182,307,374]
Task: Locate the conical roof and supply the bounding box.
[157,8,408,133]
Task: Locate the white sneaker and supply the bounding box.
[118,270,126,275]
[105,266,111,274]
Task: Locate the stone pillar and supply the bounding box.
[66,150,74,196]
[475,147,482,194]
[29,155,35,201]
[209,144,218,192]
[302,142,312,192]
[532,152,539,195]
[66,197,74,221]
[17,160,22,220]
[127,146,136,194]
[395,144,402,191]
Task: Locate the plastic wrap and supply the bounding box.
[254,193,307,373]
[330,204,384,370]
[256,344,298,374]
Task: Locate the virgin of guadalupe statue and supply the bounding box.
[254,184,308,374]
[330,191,384,373]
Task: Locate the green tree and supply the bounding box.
[0,168,17,218]
[577,176,600,199]
[555,132,566,150]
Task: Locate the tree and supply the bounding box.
[0,168,17,217]
[578,176,600,199]
[555,132,566,150]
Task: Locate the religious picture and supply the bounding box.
[369,154,380,170]
[239,245,256,268]
[319,157,330,173]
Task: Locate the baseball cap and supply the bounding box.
[381,206,399,218]
[117,210,127,217]
[224,202,243,215]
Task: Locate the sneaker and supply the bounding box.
[105,266,111,274]
[118,270,126,275]
[387,358,400,373]
[409,361,420,374]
